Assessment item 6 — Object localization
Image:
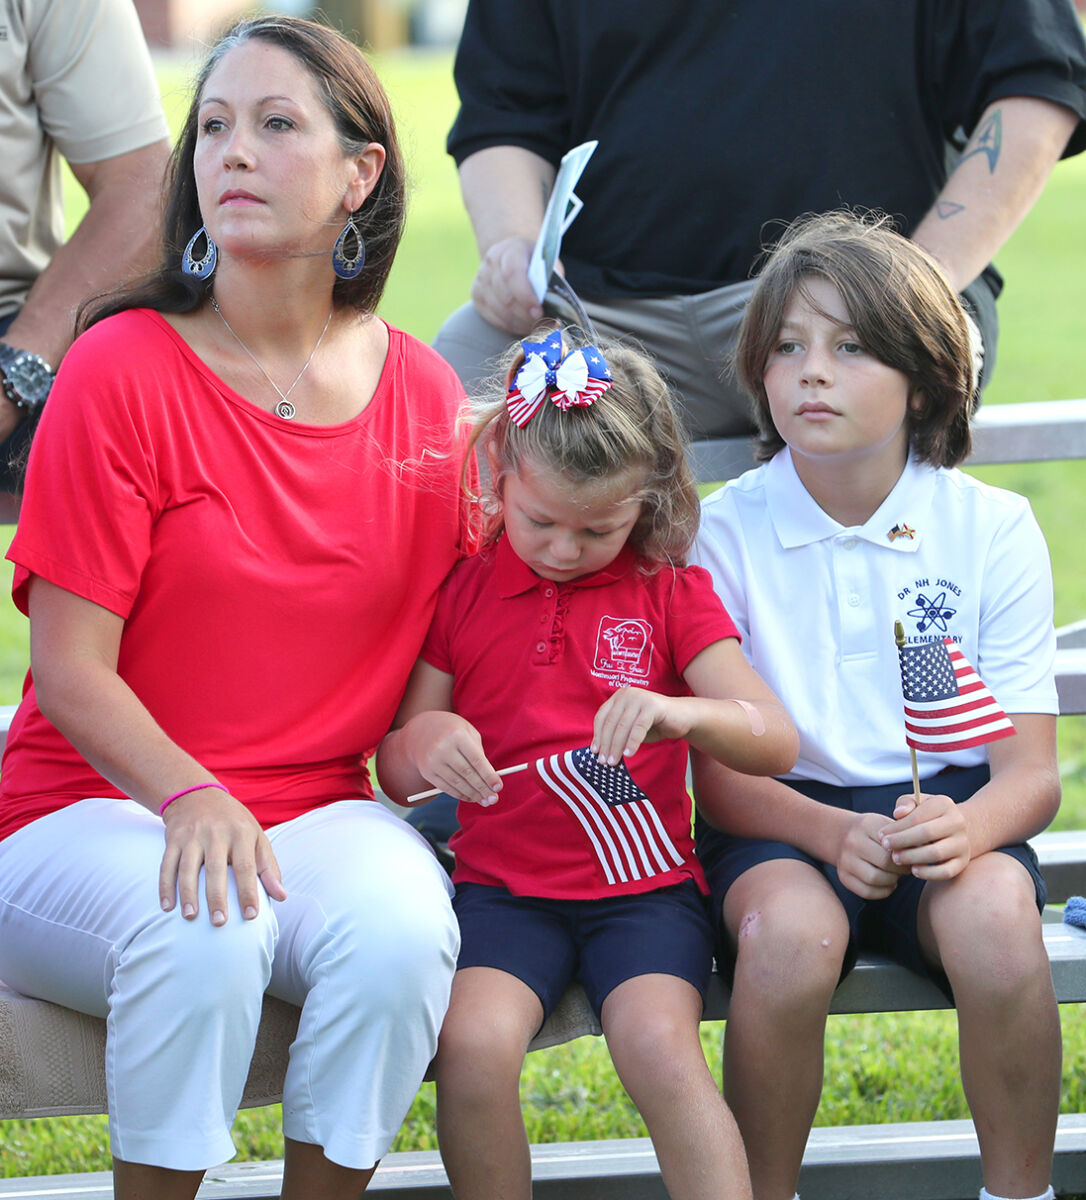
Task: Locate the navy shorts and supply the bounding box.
[695,765,1045,996]
[453,879,714,1020]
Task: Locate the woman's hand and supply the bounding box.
[879,791,972,881]
[159,787,286,925]
[400,710,503,807]
[28,576,287,926]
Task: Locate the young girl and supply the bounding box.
[693,211,1061,1200]
[377,329,797,1200]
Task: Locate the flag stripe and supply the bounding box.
[625,803,679,873]
[535,750,683,885]
[627,795,684,870]
[611,802,657,876]
[904,711,1012,737]
[904,710,1015,735]
[537,755,623,885]
[903,724,1016,751]
[904,696,1005,719]
[904,699,1010,724]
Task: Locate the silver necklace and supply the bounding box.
[210,296,333,420]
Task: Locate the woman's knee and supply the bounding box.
[274,818,457,1004]
[117,899,276,1015]
[334,887,459,1009]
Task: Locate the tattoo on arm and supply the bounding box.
[936,108,1002,220]
[960,108,1002,173]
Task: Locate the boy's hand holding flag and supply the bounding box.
[886,623,1016,878]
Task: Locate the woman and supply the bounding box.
[0,17,470,1200]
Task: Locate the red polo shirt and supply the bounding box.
[422,537,739,899]
[0,310,473,840]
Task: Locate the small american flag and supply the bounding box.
[897,637,1015,752]
[535,746,684,886]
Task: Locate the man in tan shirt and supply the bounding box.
[0,0,171,488]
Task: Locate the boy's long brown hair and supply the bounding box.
[735,210,975,468]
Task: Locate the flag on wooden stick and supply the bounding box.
[896,634,1016,752]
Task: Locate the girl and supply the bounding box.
[377,329,797,1200]
[693,211,1061,1200]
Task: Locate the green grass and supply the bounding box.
[2,47,1086,1182]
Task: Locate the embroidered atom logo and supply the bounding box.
[907,591,957,633]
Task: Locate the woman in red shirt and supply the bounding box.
[0,16,470,1199]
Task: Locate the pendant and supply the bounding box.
[275,399,297,420]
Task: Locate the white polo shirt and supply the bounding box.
[694,451,1058,787]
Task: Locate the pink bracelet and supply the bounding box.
[159,782,228,816]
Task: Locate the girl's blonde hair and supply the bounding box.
[467,331,700,567]
[735,210,975,467]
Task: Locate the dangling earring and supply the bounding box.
[332,212,366,279]
[182,226,218,278]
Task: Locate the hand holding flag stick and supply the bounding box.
[406,746,681,886]
[407,761,528,806]
[893,620,1015,807]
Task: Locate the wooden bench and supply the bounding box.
[2,396,1086,1199]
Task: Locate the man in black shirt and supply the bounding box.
[434,1,1086,439]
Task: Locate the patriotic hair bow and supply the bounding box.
[506,329,613,427]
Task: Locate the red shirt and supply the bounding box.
[422,537,739,899]
[0,310,473,840]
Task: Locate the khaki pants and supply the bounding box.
[432,279,758,440]
[432,272,998,442]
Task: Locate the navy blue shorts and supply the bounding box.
[695,765,1045,996]
[453,880,714,1020]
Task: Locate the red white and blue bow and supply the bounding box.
[506,330,613,427]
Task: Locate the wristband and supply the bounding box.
[160,781,228,816]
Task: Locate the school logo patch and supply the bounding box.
[594,616,653,678]
[895,574,963,636]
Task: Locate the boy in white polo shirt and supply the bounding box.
[693,211,1060,1200]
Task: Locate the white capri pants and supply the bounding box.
[0,796,458,1172]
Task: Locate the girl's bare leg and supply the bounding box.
[602,973,752,1200]
[434,966,543,1200]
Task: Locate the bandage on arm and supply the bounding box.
[730,698,766,736]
